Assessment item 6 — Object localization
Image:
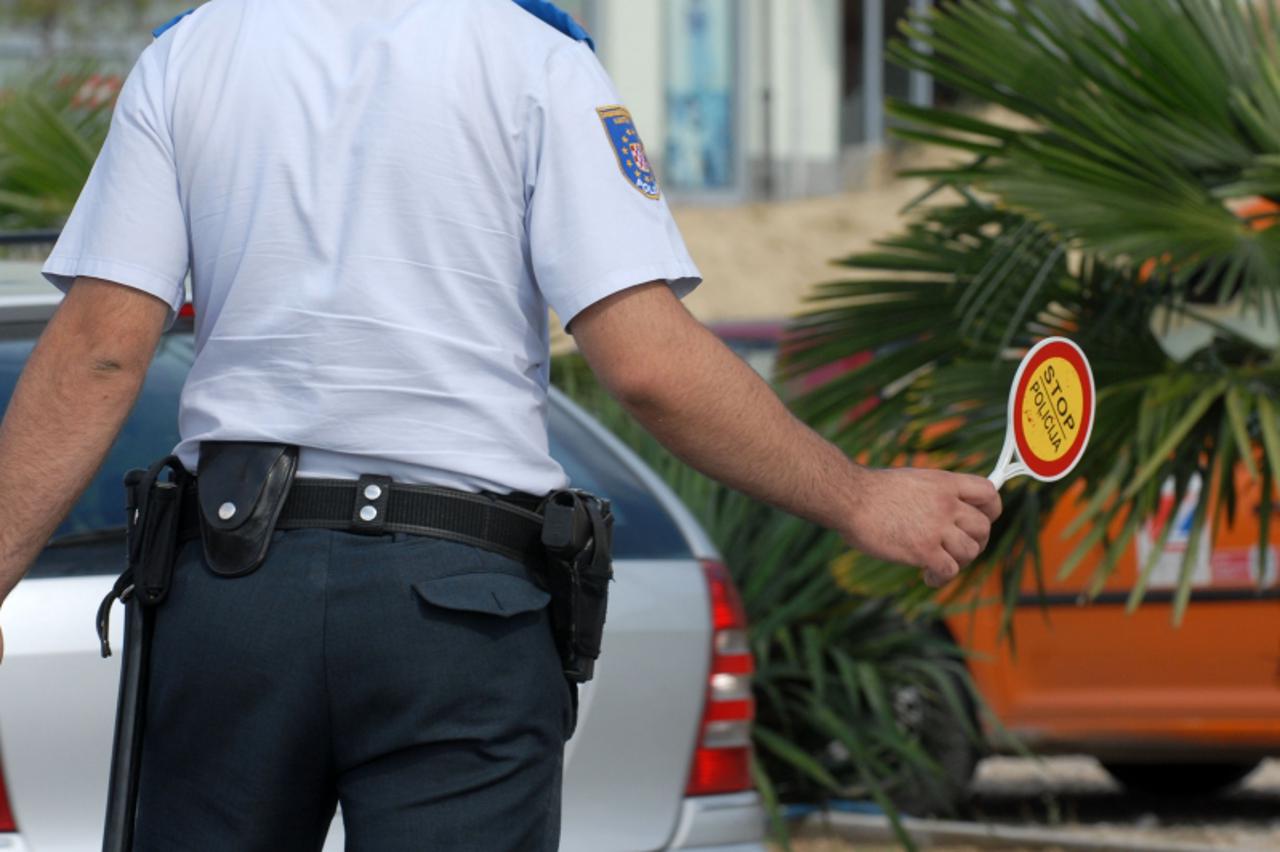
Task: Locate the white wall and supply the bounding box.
[758,0,842,195]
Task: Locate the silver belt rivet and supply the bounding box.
[363,484,383,501]
[359,505,378,522]
[218,502,237,520]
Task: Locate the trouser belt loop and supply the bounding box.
[351,475,393,533]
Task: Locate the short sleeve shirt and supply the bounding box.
[42,0,701,494]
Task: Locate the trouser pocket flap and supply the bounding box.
[413,573,551,617]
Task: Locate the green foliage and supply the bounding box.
[0,65,115,229]
[890,0,1280,306]
[787,0,1280,626]
[553,357,991,846]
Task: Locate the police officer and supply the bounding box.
[0,1,1001,849]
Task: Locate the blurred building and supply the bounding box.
[0,1,190,78]
[1,0,936,203]
[561,0,937,202]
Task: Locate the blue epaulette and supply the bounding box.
[153,8,195,39]
[510,0,595,51]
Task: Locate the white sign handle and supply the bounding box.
[988,431,1029,489]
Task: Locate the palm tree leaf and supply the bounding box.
[1122,379,1229,500]
[0,65,116,228]
[753,724,841,790]
[892,0,1280,303]
[1257,396,1280,490]
[1225,386,1260,480]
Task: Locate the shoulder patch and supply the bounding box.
[511,0,595,51]
[152,8,195,39]
[597,106,660,200]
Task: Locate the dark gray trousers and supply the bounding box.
[133,529,572,851]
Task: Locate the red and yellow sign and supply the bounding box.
[1010,338,1094,480]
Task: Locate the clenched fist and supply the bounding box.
[841,468,1002,587]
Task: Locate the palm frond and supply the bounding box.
[0,64,116,229]
[889,0,1280,307]
[787,193,1280,624]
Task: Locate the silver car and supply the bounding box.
[0,269,766,852]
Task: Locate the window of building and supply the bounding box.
[842,0,936,149]
[662,0,738,193]
[841,0,868,146]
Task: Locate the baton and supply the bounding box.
[102,597,151,852]
[103,469,151,852]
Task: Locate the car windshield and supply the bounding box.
[0,321,689,577]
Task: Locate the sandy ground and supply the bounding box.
[647,104,1045,330]
[672,178,928,325]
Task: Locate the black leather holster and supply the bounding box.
[540,489,614,684]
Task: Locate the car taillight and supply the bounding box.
[686,559,755,797]
[0,762,15,832]
[178,303,195,319]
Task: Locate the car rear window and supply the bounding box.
[4,323,689,578]
[548,403,692,561]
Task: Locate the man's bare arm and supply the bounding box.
[0,278,169,656]
[571,282,1001,586]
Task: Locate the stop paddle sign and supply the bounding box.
[988,337,1096,488]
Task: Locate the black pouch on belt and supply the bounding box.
[541,490,614,684]
[196,441,299,577]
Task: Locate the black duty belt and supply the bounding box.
[180,476,546,563]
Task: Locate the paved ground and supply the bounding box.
[969,755,1280,848]
[772,756,1280,851]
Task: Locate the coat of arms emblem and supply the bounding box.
[597,106,660,199]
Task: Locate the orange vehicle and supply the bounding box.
[953,200,1280,796]
[713,321,1280,799]
[949,469,1280,796]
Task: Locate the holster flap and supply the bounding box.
[197,442,298,577]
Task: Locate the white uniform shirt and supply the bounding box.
[43,0,700,495]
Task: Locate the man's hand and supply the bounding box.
[571,282,1003,588]
[0,277,169,664]
[839,468,1001,587]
